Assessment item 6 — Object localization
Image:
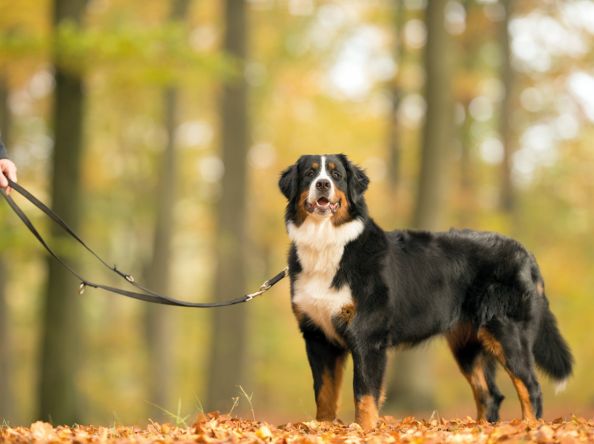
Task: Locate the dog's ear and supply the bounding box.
[338,154,369,202]
[279,164,298,200]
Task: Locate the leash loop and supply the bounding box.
[1,178,288,308]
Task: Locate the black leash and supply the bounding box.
[1,177,288,307]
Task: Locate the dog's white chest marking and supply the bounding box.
[288,217,364,344]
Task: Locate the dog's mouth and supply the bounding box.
[305,197,340,214]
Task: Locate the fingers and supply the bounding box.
[6,161,17,183]
[0,160,17,195]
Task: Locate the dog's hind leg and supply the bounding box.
[478,322,542,421]
[482,353,505,421]
[302,327,347,422]
[446,324,503,422]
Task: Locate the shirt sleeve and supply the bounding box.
[0,138,7,159]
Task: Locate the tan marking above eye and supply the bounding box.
[312,162,319,169]
[328,162,336,170]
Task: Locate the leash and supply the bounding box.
[1,177,288,307]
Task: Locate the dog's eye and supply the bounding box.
[305,170,315,177]
[331,170,342,180]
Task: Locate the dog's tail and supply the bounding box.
[533,301,573,392]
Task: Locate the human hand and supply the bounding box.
[0,159,18,195]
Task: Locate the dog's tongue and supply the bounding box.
[317,197,329,206]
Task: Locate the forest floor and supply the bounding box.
[2,413,593,443]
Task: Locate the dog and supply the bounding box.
[278,154,573,431]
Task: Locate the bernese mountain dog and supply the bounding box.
[278,154,573,431]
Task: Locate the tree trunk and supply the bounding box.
[144,0,190,419]
[458,100,473,226]
[499,0,515,213]
[0,74,12,421]
[38,0,87,424]
[205,0,250,412]
[386,0,406,192]
[386,0,453,412]
[458,0,478,227]
[412,0,454,230]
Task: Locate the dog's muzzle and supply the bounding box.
[306,192,340,215]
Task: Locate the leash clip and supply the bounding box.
[79,282,87,295]
[259,282,271,292]
[113,265,135,283]
[244,287,266,302]
[245,267,289,302]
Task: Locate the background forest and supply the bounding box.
[1,0,593,427]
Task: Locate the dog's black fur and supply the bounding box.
[279,154,573,430]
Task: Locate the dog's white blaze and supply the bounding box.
[288,217,364,344]
[308,155,336,203]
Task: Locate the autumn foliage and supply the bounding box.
[2,414,594,443]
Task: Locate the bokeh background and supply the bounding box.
[1,0,593,426]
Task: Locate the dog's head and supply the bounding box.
[279,154,369,226]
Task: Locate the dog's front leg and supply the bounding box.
[352,342,387,431]
[303,328,347,422]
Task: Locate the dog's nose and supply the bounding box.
[316,179,331,191]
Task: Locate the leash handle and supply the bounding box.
[2,178,287,308]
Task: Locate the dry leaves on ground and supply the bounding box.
[2,413,593,443]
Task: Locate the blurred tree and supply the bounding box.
[456,0,482,227]
[459,97,474,226]
[412,0,454,230]
[386,0,406,192]
[206,0,250,412]
[387,0,453,412]
[499,0,515,213]
[143,0,190,420]
[0,73,12,421]
[38,0,88,424]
